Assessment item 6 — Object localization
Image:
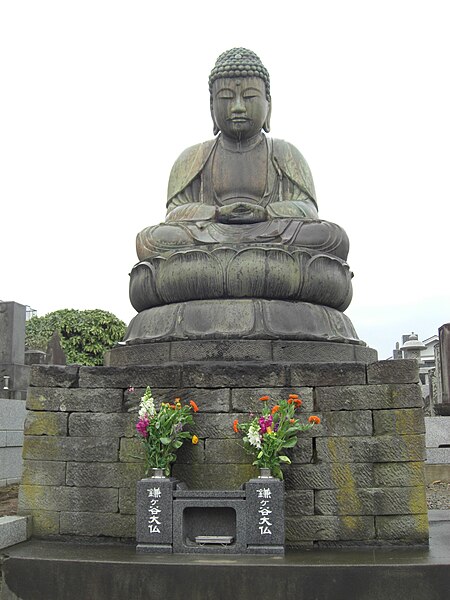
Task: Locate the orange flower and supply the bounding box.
[289,394,299,399]
[289,418,296,424]
[169,404,176,409]
[294,399,302,407]
[308,415,321,425]
[287,399,293,404]
[233,419,239,433]
[259,395,270,401]
[191,435,199,445]
[189,400,199,413]
[271,405,280,415]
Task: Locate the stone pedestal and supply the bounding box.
[136,476,177,553]
[18,353,429,547]
[136,477,285,554]
[122,300,362,346]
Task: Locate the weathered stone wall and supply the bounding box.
[18,358,428,547]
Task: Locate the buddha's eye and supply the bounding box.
[243,88,261,100]
[217,91,234,100]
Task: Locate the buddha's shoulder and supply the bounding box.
[168,139,217,199]
[171,139,216,172]
[271,138,310,167]
[270,138,315,196]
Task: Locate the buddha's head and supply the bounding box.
[209,48,272,140]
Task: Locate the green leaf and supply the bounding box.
[159,437,171,445]
[285,426,300,435]
[273,466,284,480]
[279,455,291,464]
[282,437,298,448]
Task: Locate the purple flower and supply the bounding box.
[136,417,150,438]
[259,415,273,434]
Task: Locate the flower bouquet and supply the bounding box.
[232,394,321,479]
[135,386,199,476]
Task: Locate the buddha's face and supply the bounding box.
[212,77,270,140]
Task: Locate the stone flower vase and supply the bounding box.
[258,467,274,478]
[149,468,166,478]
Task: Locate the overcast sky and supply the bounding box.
[1,0,449,359]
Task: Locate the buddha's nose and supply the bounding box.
[231,96,246,113]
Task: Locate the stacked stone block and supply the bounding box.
[18,356,428,547]
[0,398,27,486]
[425,416,450,464]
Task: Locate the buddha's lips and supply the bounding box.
[229,117,249,123]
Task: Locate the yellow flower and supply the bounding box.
[191,435,199,445]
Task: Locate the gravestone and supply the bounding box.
[45,331,67,366]
[438,323,450,408]
[0,302,29,485]
[0,301,30,400]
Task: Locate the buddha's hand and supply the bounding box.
[217,202,268,224]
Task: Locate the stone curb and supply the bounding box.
[0,515,31,550]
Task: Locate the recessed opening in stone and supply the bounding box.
[182,507,236,546]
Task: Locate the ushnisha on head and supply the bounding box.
[209,48,272,137]
[209,48,271,99]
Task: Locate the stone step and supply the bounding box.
[0,516,30,551]
[1,513,449,600]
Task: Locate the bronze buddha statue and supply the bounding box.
[125,49,361,345]
[137,48,348,261]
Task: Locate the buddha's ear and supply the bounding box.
[263,100,272,133]
[211,104,220,136]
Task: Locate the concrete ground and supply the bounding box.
[1,510,449,600]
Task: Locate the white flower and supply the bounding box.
[139,394,156,418]
[247,423,262,449]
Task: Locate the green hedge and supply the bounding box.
[26,309,126,366]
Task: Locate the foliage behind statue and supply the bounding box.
[26,309,126,366]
